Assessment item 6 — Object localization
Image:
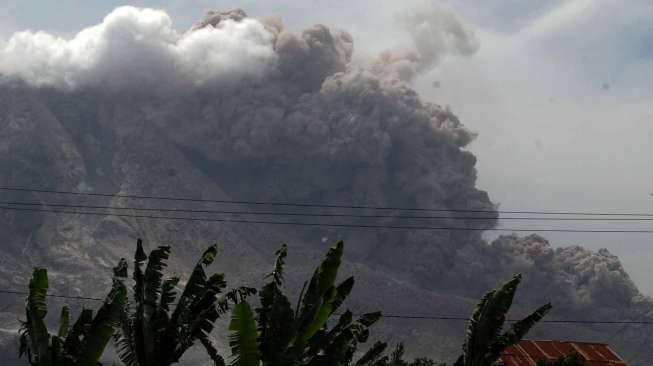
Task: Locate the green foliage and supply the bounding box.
[19,265,127,366]
[229,302,261,366]
[227,242,372,365]
[453,274,552,366]
[536,353,585,366]
[21,268,51,365]
[114,239,256,366]
[17,240,555,366]
[230,242,440,366]
[57,306,70,339]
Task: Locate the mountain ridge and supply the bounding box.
[0,7,651,364]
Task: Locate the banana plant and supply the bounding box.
[453,274,552,366]
[229,302,260,366]
[227,241,383,366]
[19,264,127,366]
[113,239,256,366]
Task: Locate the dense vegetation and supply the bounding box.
[229,242,383,366]
[18,240,572,365]
[112,240,256,366]
[453,275,552,366]
[19,266,126,365]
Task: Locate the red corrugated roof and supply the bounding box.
[500,340,628,366]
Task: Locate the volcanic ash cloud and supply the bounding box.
[0,6,277,89]
[0,6,645,321]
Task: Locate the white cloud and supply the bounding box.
[0,6,277,89]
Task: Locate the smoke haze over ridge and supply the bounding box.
[0,0,644,321]
[0,4,651,364]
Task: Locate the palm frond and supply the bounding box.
[302,286,338,340]
[300,242,344,314]
[200,335,227,366]
[77,279,127,366]
[463,275,522,366]
[390,343,406,364]
[355,341,388,366]
[459,274,552,366]
[114,258,129,279]
[64,308,93,352]
[223,286,256,306]
[295,281,307,317]
[488,302,552,358]
[304,310,354,360]
[187,285,258,359]
[143,246,171,309]
[305,311,381,366]
[170,245,217,329]
[189,291,221,340]
[158,276,180,314]
[265,244,288,286]
[257,281,294,366]
[24,268,52,364]
[58,306,70,339]
[168,245,224,361]
[114,304,139,366]
[228,302,260,366]
[294,242,344,344]
[330,277,354,315]
[357,312,382,328]
[27,268,49,321]
[133,239,146,303]
[135,245,171,364]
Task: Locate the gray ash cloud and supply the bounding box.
[0,5,648,323]
[487,235,640,313]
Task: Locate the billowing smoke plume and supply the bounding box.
[0,6,648,353]
[485,235,640,314]
[0,6,277,88]
[372,2,479,81]
[0,3,477,89]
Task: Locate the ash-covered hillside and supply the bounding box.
[0,6,651,365]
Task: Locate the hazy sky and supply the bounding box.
[3,0,653,293]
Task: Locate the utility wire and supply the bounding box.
[3,186,653,217]
[366,314,653,325]
[3,189,653,327]
[1,289,651,325]
[0,289,102,302]
[3,205,653,233]
[4,200,653,221]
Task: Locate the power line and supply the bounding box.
[0,289,102,302]
[0,201,501,220]
[1,289,651,325]
[3,205,653,233]
[366,314,653,325]
[4,200,653,221]
[3,186,653,217]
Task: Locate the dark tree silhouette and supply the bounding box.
[19,265,126,366]
[228,242,386,366]
[113,239,255,366]
[453,274,552,366]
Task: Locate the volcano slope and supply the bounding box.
[0,7,651,365]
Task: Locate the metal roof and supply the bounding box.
[500,340,628,366]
